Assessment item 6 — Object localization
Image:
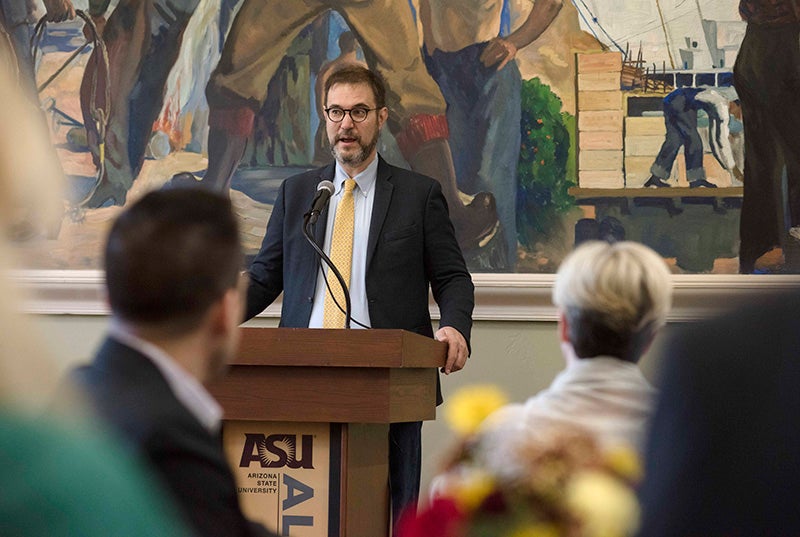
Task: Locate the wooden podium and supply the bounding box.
[208,327,446,537]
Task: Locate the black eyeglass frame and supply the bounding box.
[323,106,380,123]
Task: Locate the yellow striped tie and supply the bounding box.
[323,179,356,328]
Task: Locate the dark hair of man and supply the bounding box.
[104,188,242,335]
[324,64,386,108]
[565,308,654,364]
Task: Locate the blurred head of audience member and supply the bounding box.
[0,56,190,537]
[638,289,800,536]
[102,187,245,383]
[553,239,672,366]
[71,188,276,537]
[0,56,65,411]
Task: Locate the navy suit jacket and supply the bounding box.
[246,156,474,346]
[72,338,275,537]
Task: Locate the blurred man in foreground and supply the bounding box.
[72,188,276,537]
[639,289,800,535]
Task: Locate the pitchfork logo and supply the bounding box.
[239,433,314,469]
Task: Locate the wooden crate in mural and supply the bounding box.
[577,52,625,189]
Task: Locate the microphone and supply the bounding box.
[307,180,335,224]
[302,188,352,328]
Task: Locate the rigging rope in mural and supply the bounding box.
[570,0,602,43]
[614,6,706,43]
[573,0,626,55]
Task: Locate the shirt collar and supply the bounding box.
[334,154,378,197]
[108,321,223,434]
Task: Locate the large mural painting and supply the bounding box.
[7,0,791,274]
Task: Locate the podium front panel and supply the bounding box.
[223,420,390,537]
[224,421,332,536]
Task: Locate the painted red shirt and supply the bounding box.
[740,0,800,24]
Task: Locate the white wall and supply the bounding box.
[32,313,673,495]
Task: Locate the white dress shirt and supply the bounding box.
[308,156,377,329]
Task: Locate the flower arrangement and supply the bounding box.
[443,384,510,436]
[398,385,641,537]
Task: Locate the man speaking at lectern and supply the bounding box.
[244,65,475,523]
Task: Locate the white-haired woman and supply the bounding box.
[481,240,673,467]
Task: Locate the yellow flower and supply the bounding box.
[444,384,509,435]
[508,523,561,537]
[565,470,640,537]
[604,446,642,482]
[453,469,495,511]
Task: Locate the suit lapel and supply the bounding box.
[367,157,394,267]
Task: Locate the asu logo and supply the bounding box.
[239,433,314,469]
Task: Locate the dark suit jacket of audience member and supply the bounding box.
[245,155,474,349]
[638,290,800,536]
[72,338,276,537]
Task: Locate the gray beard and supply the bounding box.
[330,131,379,168]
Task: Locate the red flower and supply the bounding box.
[478,489,509,514]
[396,497,466,537]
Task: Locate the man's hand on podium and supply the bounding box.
[435,326,468,375]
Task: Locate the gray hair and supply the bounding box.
[553,241,672,360]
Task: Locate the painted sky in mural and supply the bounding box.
[575,0,740,68]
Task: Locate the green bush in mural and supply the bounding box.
[517,77,575,249]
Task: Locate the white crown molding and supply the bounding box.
[13,270,108,316]
[14,270,800,322]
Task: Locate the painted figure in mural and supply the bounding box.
[313,30,366,165]
[0,0,76,99]
[76,0,200,208]
[178,0,498,253]
[418,0,563,269]
[735,0,800,273]
[644,86,744,189]
[245,65,474,527]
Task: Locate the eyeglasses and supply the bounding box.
[324,107,378,123]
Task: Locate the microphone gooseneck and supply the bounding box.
[302,180,352,328]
